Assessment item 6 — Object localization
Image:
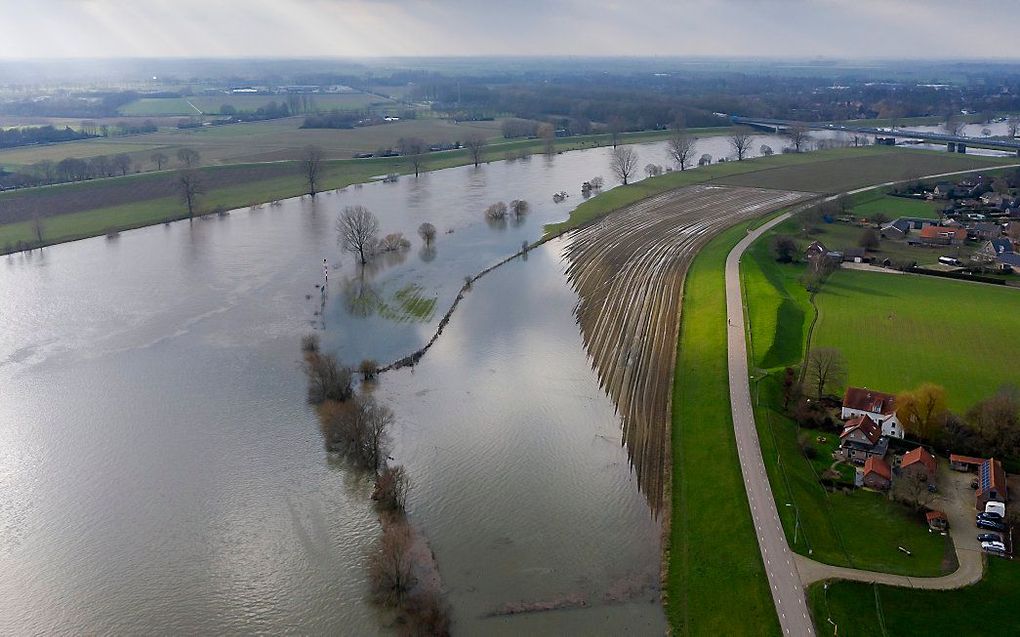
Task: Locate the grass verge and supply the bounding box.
[666,220,781,636]
[808,559,1020,637]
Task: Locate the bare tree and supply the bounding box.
[484,201,508,221]
[176,170,205,220]
[729,126,753,160]
[337,205,379,265]
[944,113,966,137]
[608,116,625,148]
[176,147,200,168]
[373,465,411,511]
[463,132,487,167]
[398,137,427,177]
[417,222,436,247]
[667,129,697,170]
[150,152,169,170]
[892,473,937,512]
[537,123,555,155]
[1008,116,1020,139]
[786,124,810,153]
[370,522,416,606]
[31,214,44,246]
[111,153,132,176]
[804,347,848,401]
[301,145,325,196]
[510,199,529,219]
[644,163,663,178]
[609,146,639,185]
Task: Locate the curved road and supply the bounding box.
[724,164,1020,636]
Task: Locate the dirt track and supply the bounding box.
[563,184,811,513]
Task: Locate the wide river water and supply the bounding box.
[2,130,837,635]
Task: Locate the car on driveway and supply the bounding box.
[977,517,1008,532]
[978,533,1003,543]
[982,541,1007,555]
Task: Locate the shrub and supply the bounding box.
[373,465,411,511]
[484,201,508,220]
[304,352,354,404]
[377,233,411,253]
[370,521,416,606]
[402,591,451,637]
[301,334,320,354]
[359,358,379,380]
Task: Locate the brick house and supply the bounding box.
[919,225,968,246]
[900,447,937,483]
[842,387,904,439]
[862,456,892,490]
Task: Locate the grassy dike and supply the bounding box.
[0,126,730,251]
[665,220,782,636]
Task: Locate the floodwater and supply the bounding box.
[889,120,1017,157]
[0,131,810,635]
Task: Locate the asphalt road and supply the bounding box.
[725,211,816,637]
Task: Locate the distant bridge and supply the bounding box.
[731,116,1020,155]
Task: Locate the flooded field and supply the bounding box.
[1,131,829,634]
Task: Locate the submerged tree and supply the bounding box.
[337,205,380,265]
[417,222,437,247]
[301,144,325,196]
[176,170,205,220]
[463,132,487,167]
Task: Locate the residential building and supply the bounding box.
[805,240,829,260]
[842,387,903,439]
[976,458,1008,510]
[862,456,892,490]
[998,253,1020,273]
[974,238,1013,263]
[900,447,937,483]
[880,218,912,239]
[837,414,889,464]
[919,225,968,246]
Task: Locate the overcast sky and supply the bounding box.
[2,0,1018,60]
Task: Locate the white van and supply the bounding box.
[985,501,1006,518]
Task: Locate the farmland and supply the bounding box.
[117,92,394,116]
[849,191,943,220]
[809,559,1020,636]
[812,269,1020,411]
[564,185,809,512]
[667,219,784,636]
[716,148,1016,193]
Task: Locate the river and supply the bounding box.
[1,130,811,635]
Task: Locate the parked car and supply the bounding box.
[978,533,1003,543]
[981,541,1007,555]
[985,501,1006,518]
[977,517,1008,532]
[978,511,1004,522]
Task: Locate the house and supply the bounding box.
[926,510,949,532]
[919,225,968,246]
[974,238,1013,262]
[837,414,889,464]
[842,387,904,439]
[933,183,955,199]
[968,222,1003,241]
[862,456,892,490]
[842,247,870,263]
[881,218,912,239]
[950,454,985,472]
[900,447,937,483]
[998,252,1020,273]
[805,240,829,260]
[976,458,1008,511]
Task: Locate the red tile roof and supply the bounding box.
[864,456,892,481]
[950,453,985,466]
[843,387,897,416]
[902,447,937,475]
[919,226,968,241]
[840,414,883,445]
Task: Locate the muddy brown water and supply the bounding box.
[1,132,828,634]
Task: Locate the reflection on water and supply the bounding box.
[0,132,830,634]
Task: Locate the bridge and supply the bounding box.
[731,116,1020,155]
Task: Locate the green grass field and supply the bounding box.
[742,230,950,577]
[812,269,1020,411]
[809,559,1020,636]
[117,97,202,116]
[667,220,781,636]
[850,192,943,220]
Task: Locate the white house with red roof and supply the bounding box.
[837,414,889,464]
[841,387,904,439]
